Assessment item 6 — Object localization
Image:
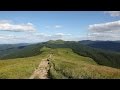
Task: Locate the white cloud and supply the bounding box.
[0,32,85,44]
[55,33,71,36]
[34,33,71,41]
[45,25,62,29]
[0,20,36,32]
[88,33,120,41]
[51,33,70,40]
[104,11,120,17]
[88,20,120,32]
[88,20,120,40]
[0,20,12,23]
[54,25,62,29]
[0,34,29,41]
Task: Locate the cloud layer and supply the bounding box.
[105,11,120,17]
[0,20,76,44]
[89,20,120,32]
[54,25,62,28]
[45,25,62,29]
[88,20,120,40]
[34,33,72,41]
[0,20,36,32]
[0,33,74,44]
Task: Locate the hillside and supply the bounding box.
[0,43,31,59]
[47,48,120,79]
[80,40,120,52]
[0,40,120,69]
[0,40,120,79]
[44,41,120,69]
[0,47,120,79]
[0,53,48,79]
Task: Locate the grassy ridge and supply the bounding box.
[1,40,120,69]
[0,51,48,79]
[0,46,120,79]
[47,48,120,79]
[44,41,120,68]
[0,43,43,59]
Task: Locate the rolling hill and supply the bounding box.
[0,40,120,79]
[0,43,30,59]
[80,40,120,52]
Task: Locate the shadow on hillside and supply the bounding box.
[0,44,44,60]
[0,52,42,60]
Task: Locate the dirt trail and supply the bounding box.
[29,54,52,79]
[29,58,50,79]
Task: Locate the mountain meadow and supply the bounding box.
[0,40,120,79]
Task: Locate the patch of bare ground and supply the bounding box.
[29,58,50,79]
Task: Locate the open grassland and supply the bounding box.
[0,52,48,79]
[48,48,120,79]
[0,47,120,79]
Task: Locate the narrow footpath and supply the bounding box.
[29,54,52,79]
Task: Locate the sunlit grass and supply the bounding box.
[0,47,120,79]
[0,52,48,79]
[49,48,120,79]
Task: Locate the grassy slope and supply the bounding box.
[0,47,120,79]
[47,48,120,79]
[0,43,43,59]
[0,50,48,79]
[1,40,120,69]
[45,41,120,68]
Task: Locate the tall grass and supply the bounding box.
[0,47,120,79]
[49,48,120,79]
[0,52,48,79]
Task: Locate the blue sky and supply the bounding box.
[0,11,120,44]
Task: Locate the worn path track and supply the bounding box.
[29,54,52,79]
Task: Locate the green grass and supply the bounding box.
[48,48,120,79]
[45,41,120,69]
[1,40,120,69]
[0,47,120,79]
[0,51,48,79]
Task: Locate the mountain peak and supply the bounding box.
[47,39,65,44]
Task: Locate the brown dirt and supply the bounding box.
[29,59,50,79]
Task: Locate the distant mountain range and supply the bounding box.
[0,43,30,51]
[0,40,120,69]
[1,40,120,53]
[80,40,120,52]
[0,40,120,79]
